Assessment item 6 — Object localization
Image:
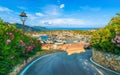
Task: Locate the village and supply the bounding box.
[31,31,92,55]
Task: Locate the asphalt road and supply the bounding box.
[20,50,118,75]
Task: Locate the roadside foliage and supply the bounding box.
[0,19,41,75]
[92,14,120,54]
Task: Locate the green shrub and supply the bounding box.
[0,19,41,75]
[91,14,120,54]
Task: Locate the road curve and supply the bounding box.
[20,50,117,75]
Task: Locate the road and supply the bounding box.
[20,50,118,75]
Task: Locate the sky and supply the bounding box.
[0,0,120,28]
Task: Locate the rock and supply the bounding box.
[10,72,16,75]
[115,56,120,60]
[92,50,120,72]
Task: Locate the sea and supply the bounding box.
[40,28,96,43]
[47,28,96,30]
[40,36,50,41]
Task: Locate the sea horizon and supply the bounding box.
[46,27,100,30]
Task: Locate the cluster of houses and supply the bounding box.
[38,33,92,45]
[30,31,92,51]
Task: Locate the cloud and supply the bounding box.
[35,12,44,17]
[0,6,106,28]
[60,4,65,9]
[42,5,62,16]
[41,18,85,25]
[0,13,20,24]
[80,6,101,11]
[0,6,20,23]
[8,17,19,23]
[0,6,12,12]
[27,13,37,20]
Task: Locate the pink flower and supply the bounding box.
[30,39,34,43]
[117,44,120,47]
[25,46,33,52]
[20,40,26,46]
[115,36,120,40]
[10,56,15,59]
[6,32,9,35]
[116,31,119,35]
[6,39,11,44]
[9,33,12,35]
[15,29,18,33]
[9,33,14,38]
[111,39,116,43]
[117,39,120,43]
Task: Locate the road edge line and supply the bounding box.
[20,54,52,75]
[90,57,120,75]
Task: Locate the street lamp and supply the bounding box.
[20,11,27,32]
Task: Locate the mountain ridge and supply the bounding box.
[16,23,47,32]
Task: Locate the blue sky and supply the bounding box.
[0,0,120,28]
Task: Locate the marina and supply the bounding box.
[33,32,92,51]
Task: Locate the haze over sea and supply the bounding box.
[47,28,97,30]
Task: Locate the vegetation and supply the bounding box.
[16,23,47,32]
[91,14,120,54]
[73,30,95,35]
[0,19,41,75]
[27,29,95,36]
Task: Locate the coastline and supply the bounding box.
[47,28,96,30]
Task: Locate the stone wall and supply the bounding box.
[92,50,120,72]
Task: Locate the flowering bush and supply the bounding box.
[0,19,41,74]
[91,14,120,54]
[111,32,120,47]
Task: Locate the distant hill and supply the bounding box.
[16,23,47,32]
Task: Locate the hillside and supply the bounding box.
[16,23,47,32]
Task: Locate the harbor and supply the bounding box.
[31,32,92,55]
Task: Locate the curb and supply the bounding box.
[90,57,120,75]
[20,54,53,75]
